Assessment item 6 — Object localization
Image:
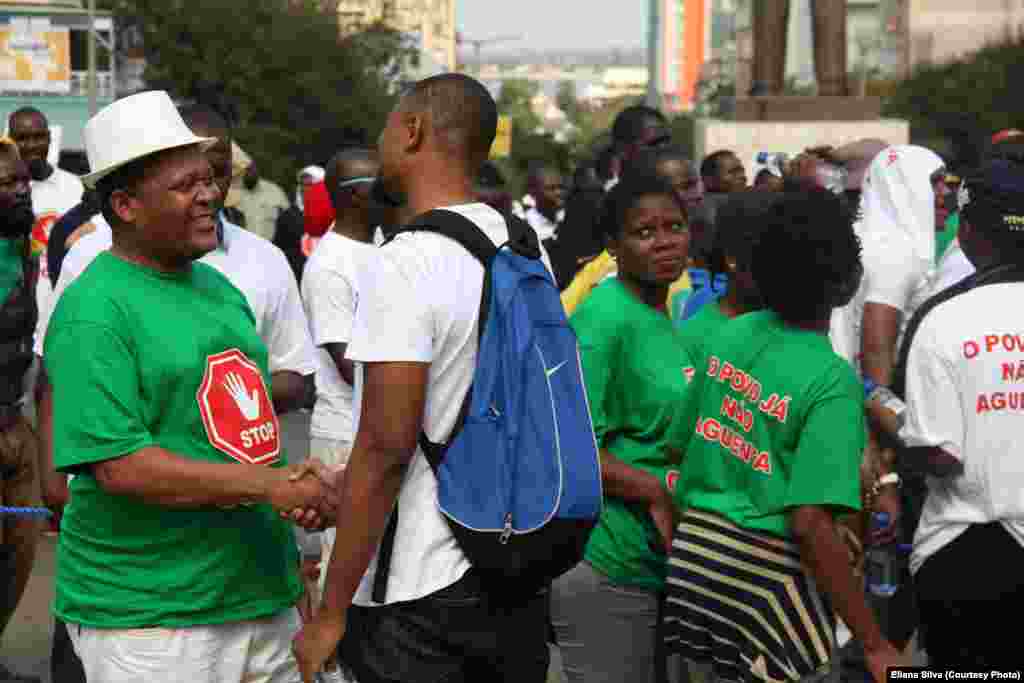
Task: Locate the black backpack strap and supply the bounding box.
[372,209,507,604]
[889,262,1024,546]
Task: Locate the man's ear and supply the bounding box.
[109,189,139,226]
[403,112,426,155]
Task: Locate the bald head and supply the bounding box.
[9,107,46,131]
[9,107,51,179]
[398,73,497,169]
[325,147,378,210]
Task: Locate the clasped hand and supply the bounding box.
[268,460,343,531]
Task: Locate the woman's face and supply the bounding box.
[609,193,689,286]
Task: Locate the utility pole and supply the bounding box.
[88,0,97,115]
[646,0,660,109]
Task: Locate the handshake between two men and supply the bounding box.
[272,460,344,531]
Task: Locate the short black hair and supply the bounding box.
[477,160,506,189]
[708,191,781,281]
[985,138,1024,165]
[960,159,1024,263]
[595,144,617,182]
[570,160,603,195]
[178,103,231,140]
[611,105,667,145]
[598,173,682,242]
[8,106,46,130]
[325,146,377,210]
[701,150,737,180]
[527,161,560,188]
[751,190,862,324]
[400,73,497,170]
[622,145,692,182]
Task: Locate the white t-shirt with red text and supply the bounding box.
[900,281,1024,574]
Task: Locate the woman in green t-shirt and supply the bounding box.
[662,191,907,683]
[550,175,693,683]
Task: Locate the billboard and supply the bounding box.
[0,17,71,94]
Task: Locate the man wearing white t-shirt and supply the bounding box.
[294,74,552,683]
[9,107,84,311]
[300,148,382,606]
[896,160,1024,668]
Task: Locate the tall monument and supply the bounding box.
[736,0,880,121]
[752,0,848,96]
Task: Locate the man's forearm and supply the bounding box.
[900,446,962,478]
[34,370,68,509]
[599,449,664,504]
[319,444,410,618]
[93,446,284,508]
[792,506,887,654]
[271,370,310,414]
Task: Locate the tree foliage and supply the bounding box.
[99,0,411,193]
[884,36,1024,168]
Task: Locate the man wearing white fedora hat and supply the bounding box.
[41,90,334,683]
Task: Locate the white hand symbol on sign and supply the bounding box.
[224,372,261,421]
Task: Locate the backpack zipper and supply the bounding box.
[500,512,513,544]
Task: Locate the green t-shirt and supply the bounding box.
[673,311,864,539]
[571,278,695,589]
[45,253,301,629]
[0,237,23,302]
[675,298,730,366]
[935,212,959,263]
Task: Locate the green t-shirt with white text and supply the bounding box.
[45,253,301,629]
[673,311,864,539]
[571,279,696,589]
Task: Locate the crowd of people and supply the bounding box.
[0,68,1021,683]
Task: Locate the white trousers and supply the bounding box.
[308,437,352,598]
[68,608,302,683]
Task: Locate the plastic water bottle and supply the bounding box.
[865,512,907,598]
[756,152,789,168]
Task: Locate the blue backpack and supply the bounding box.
[373,209,603,602]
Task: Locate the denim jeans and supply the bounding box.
[340,570,551,683]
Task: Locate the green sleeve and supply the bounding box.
[46,321,155,472]
[784,373,864,514]
[571,304,619,447]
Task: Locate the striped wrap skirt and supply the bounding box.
[661,509,836,683]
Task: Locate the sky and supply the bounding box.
[456,1,646,53]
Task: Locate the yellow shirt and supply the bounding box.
[561,250,692,319]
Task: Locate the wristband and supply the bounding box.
[877,472,900,488]
[863,377,878,400]
[868,385,906,416]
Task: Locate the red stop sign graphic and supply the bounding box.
[197,349,281,465]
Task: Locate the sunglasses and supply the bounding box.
[336,176,376,191]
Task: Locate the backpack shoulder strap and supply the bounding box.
[372,208,501,605]
[893,264,1024,398]
[394,209,500,268]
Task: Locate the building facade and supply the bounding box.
[0,0,116,162]
[336,0,456,72]
[649,0,1024,112]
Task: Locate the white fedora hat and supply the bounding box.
[82,90,216,189]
